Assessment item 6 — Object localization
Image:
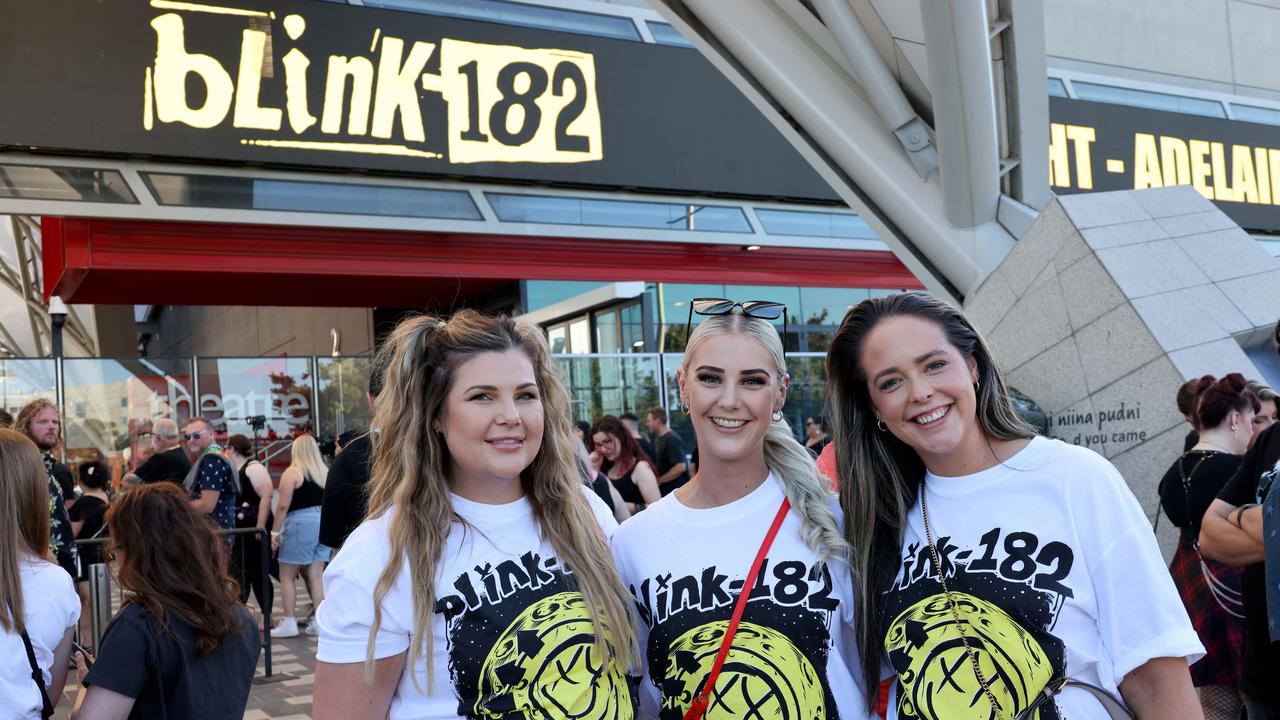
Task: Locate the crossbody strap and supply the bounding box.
[19,628,55,720]
[1018,678,1135,720]
[683,497,791,720]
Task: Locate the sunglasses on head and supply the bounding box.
[684,298,787,353]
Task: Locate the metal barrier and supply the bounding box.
[75,526,274,678]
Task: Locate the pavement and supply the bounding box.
[53,583,321,719]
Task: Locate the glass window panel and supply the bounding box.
[568,318,591,354]
[655,283,725,351]
[488,194,751,233]
[1233,104,1280,127]
[620,302,646,352]
[364,0,641,41]
[315,357,372,442]
[524,280,610,312]
[548,326,568,354]
[1072,82,1226,118]
[61,358,193,482]
[144,173,481,219]
[555,354,661,425]
[0,164,136,203]
[647,21,694,47]
[1047,78,1068,98]
[194,358,315,466]
[755,208,878,239]
[0,359,57,418]
[595,310,620,353]
[799,286,870,326]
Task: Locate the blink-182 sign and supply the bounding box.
[0,0,837,201]
[1049,96,1280,233]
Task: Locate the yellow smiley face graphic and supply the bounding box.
[474,592,632,719]
[886,592,1053,720]
[662,620,825,720]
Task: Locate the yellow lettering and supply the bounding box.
[281,16,315,134]
[150,13,234,129]
[1159,136,1191,186]
[1256,147,1273,205]
[372,37,435,143]
[1133,133,1163,189]
[232,29,282,131]
[1048,123,1070,187]
[321,56,374,135]
[1066,125,1096,190]
[1210,142,1236,202]
[1271,149,1280,206]
[1189,139,1214,200]
[1231,145,1259,204]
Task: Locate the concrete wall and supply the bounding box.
[145,306,375,358]
[1044,0,1280,102]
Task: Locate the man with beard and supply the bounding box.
[13,398,79,577]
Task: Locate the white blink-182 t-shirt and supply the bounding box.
[610,473,874,720]
[883,436,1204,720]
[316,488,629,720]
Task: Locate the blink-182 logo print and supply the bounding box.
[632,559,841,719]
[435,551,632,719]
[885,527,1076,720]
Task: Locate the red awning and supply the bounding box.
[42,217,921,307]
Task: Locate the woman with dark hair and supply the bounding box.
[69,483,260,719]
[1159,374,1256,719]
[1179,377,1210,451]
[827,292,1203,720]
[69,460,110,644]
[804,414,830,456]
[225,434,274,624]
[0,429,78,720]
[312,312,635,718]
[589,414,659,513]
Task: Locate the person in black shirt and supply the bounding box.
[226,434,274,621]
[1160,374,1255,718]
[645,406,689,495]
[319,347,392,550]
[13,398,78,578]
[71,483,259,719]
[1203,403,1280,718]
[132,418,192,486]
[70,460,111,644]
[619,411,657,466]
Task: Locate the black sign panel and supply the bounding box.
[0,0,838,202]
[1049,96,1280,232]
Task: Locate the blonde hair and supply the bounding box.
[363,311,635,688]
[680,312,849,562]
[0,429,53,633]
[288,434,329,489]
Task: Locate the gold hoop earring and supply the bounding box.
[876,417,887,432]
[680,402,690,416]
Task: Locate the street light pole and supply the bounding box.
[49,296,68,359]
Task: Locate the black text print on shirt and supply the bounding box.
[435,551,633,719]
[633,560,842,720]
[885,527,1077,720]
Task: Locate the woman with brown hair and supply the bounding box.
[0,429,79,720]
[589,414,660,513]
[69,483,260,719]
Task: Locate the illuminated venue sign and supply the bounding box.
[0,0,837,201]
[1049,97,1280,232]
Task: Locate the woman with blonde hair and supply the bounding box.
[610,299,871,719]
[312,311,635,719]
[270,433,330,638]
[0,428,79,719]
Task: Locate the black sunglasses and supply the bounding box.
[684,298,788,352]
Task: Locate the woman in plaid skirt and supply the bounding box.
[1159,374,1254,720]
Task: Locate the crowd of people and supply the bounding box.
[1,290,1277,719]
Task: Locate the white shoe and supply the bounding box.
[305,619,319,636]
[274,617,299,638]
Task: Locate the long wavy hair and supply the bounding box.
[680,312,849,561]
[288,434,330,488]
[0,430,51,633]
[105,483,245,655]
[363,311,635,688]
[827,292,1034,703]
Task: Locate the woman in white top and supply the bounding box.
[610,300,873,720]
[0,428,80,720]
[313,311,636,719]
[827,291,1204,719]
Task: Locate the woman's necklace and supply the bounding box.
[919,485,1004,714]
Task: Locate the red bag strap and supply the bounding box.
[683,497,791,720]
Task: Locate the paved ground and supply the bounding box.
[54,583,320,719]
